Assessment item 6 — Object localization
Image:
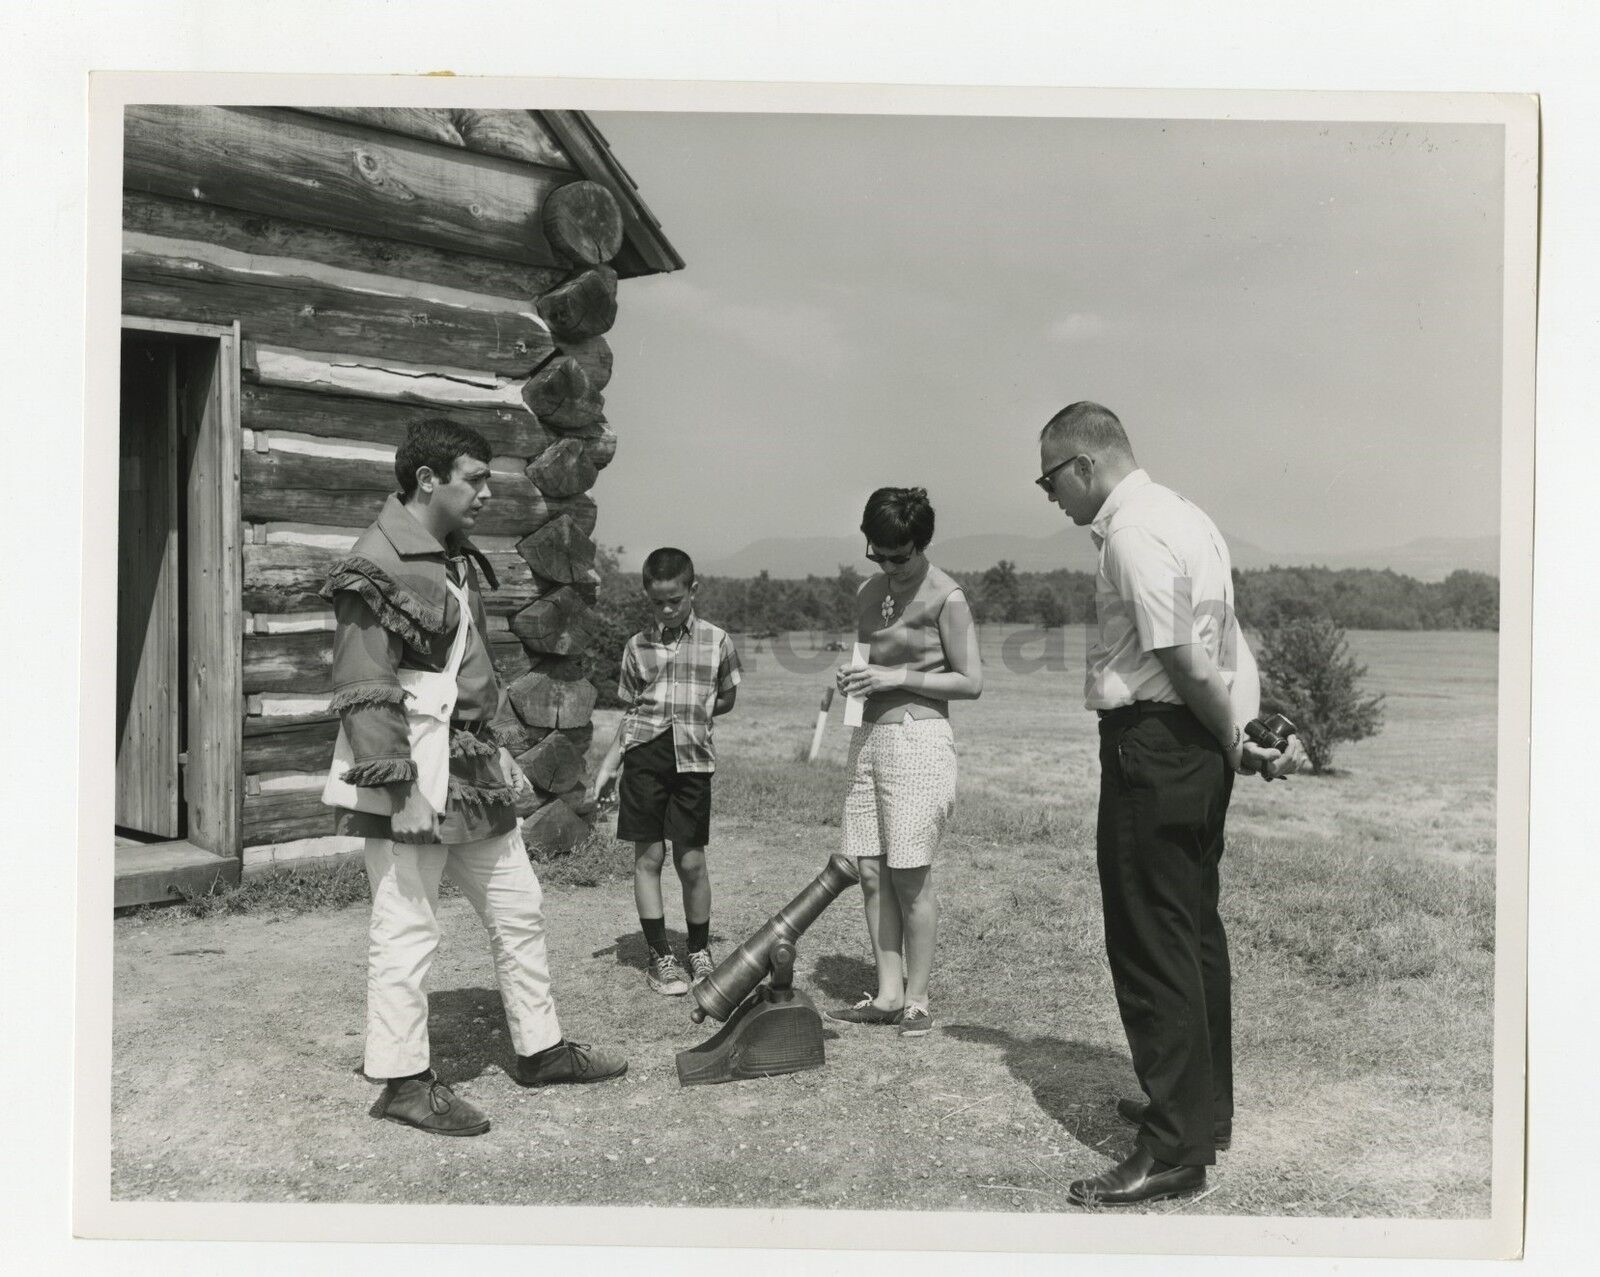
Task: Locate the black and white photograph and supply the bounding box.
[73,73,1534,1260]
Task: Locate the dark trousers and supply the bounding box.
[1096,703,1235,1167]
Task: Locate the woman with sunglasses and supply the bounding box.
[827,487,983,1038]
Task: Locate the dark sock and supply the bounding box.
[640,915,670,957]
[388,1068,432,1086]
[523,1039,566,1063]
[687,920,710,953]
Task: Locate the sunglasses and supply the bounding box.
[865,544,916,566]
[1035,453,1086,493]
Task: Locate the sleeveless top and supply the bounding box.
[854,562,961,724]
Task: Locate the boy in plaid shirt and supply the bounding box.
[593,548,742,995]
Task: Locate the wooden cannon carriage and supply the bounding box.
[114,105,681,905]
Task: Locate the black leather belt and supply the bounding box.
[1097,701,1189,725]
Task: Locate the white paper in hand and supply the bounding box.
[843,641,870,727]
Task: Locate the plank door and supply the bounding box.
[116,334,183,836]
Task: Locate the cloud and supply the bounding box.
[1046,312,1133,344]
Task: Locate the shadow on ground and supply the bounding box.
[943,1024,1137,1154]
[808,952,879,1005]
[353,986,519,1086]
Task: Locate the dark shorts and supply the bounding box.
[616,729,713,847]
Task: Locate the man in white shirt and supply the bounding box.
[1036,401,1306,1206]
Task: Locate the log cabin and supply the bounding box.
[115,106,680,906]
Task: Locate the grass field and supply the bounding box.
[111,626,1498,1216]
[721,625,1499,862]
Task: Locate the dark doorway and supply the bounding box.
[117,332,185,838]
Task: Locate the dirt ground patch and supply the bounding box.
[112,805,1491,1217]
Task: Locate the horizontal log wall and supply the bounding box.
[244,787,332,847]
[290,108,576,172]
[239,448,591,539]
[244,629,530,695]
[124,106,635,853]
[126,106,572,267]
[243,538,558,616]
[125,192,568,302]
[242,382,555,456]
[248,341,613,407]
[124,234,554,377]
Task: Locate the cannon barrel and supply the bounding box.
[689,853,860,1023]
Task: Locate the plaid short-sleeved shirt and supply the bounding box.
[617,612,742,774]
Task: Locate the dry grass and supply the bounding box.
[111,627,1497,1216]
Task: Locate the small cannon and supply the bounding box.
[675,853,860,1086]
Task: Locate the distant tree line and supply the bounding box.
[583,549,1496,711]
[595,558,1497,635]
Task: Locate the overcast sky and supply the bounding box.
[590,112,1504,566]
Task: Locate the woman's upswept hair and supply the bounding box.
[861,486,935,552]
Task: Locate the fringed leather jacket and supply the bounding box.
[324,494,527,843]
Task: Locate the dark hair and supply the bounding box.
[642,546,696,588]
[860,487,935,552]
[395,418,493,498]
[1039,401,1133,458]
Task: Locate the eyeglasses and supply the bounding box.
[1035,453,1086,493]
[865,544,916,566]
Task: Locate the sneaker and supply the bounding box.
[647,951,690,996]
[514,1039,628,1087]
[825,994,904,1025]
[687,948,715,985]
[898,1005,934,1037]
[374,1072,491,1137]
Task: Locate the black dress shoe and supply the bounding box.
[1116,1097,1232,1151]
[1068,1145,1205,1207]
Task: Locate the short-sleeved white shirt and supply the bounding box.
[1085,469,1244,711]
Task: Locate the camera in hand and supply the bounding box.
[1244,711,1297,759]
[1241,713,1292,774]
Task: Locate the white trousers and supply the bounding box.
[363,827,563,1079]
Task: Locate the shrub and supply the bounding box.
[1257,616,1386,773]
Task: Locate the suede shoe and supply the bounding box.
[515,1039,628,1088]
[1067,1146,1205,1207]
[373,1072,490,1137]
[1116,1098,1232,1151]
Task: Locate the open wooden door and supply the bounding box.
[114,318,243,904]
[116,333,183,837]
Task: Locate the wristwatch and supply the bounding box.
[1229,724,1254,774]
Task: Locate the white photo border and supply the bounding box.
[75,71,1537,1261]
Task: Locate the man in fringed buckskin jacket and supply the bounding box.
[323,418,625,1137]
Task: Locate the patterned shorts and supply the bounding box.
[841,713,957,869]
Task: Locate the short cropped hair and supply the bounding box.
[642,546,696,588]
[860,486,935,552]
[1039,401,1134,459]
[395,418,492,498]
